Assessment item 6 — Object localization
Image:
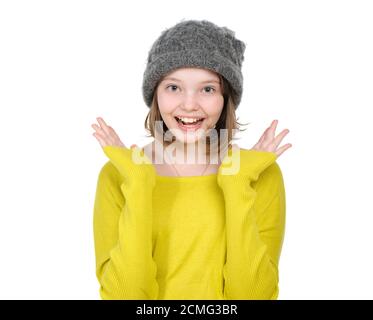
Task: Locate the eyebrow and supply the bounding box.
[162,77,220,84]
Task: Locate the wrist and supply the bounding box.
[217,148,277,186]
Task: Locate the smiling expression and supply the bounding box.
[156,67,225,144]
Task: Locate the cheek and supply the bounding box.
[157,93,178,113]
[205,96,224,119]
[157,96,176,127]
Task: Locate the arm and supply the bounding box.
[93,146,159,299]
[217,148,286,300]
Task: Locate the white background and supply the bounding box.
[0,0,372,299]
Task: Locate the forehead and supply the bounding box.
[162,67,220,83]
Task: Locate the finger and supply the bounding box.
[259,122,276,147]
[258,126,271,144]
[97,117,122,143]
[264,120,282,148]
[96,117,112,137]
[273,129,290,147]
[97,117,108,126]
[276,143,292,157]
[92,132,107,148]
[258,130,267,144]
[268,119,278,137]
[261,120,277,140]
[91,124,107,138]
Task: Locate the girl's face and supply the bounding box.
[156,67,224,144]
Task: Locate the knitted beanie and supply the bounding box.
[142,19,246,109]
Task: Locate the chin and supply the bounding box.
[170,128,208,146]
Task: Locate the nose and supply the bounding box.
[180,92,200,111]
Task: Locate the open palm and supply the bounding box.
[91,117,126,148]
[251,120,292,158]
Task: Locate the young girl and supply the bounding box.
[91,19,292,300]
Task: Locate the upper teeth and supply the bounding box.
[177,117,203,123]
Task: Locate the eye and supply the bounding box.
[203,86,216,93]
[166,85,179,92]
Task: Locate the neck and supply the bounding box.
[152,139,215,166]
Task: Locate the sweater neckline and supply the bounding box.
[137,146,222,181]
[135,144,242,182]
[155,172,218,181]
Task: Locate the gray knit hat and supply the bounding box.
[142,19,246,109]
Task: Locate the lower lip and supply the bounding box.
[175,118,205,131]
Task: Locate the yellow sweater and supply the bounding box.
[93,145,286,300]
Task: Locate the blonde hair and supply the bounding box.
[143,70,248,158]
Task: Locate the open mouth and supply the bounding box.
[174,116,205,126]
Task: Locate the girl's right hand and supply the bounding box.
[91,117,126,148]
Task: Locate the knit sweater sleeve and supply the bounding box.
[217,148,286,300]
[93,146,159,300]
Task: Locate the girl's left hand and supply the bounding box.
[251,120,292,158]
